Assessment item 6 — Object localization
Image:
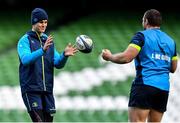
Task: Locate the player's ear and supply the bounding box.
[145,19,149,25]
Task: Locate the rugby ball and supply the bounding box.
[75,35,93,53]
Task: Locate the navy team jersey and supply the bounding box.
[129,28,177,91]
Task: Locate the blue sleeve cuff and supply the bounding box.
[41,48,46,54]
[54,50,68,69]
[62,51,68,58]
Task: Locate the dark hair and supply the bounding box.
[144,9,162,26]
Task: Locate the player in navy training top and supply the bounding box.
[101,9,178,122]
[17,8,78,122]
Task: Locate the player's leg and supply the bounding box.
[43,111,54,122]
[128,85,154,122]
[29,109,44,122]
[128,107,149,122]
[148,88,169,122]
[42,92,56,122]
[22,92,44,122]
[148,109,164,122]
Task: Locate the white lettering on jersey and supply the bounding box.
[152,53,170,62]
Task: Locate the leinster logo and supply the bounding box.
[33,18,38,23]
[32,102,38,107]
[31,40,35,44]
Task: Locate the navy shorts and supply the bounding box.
[128,85,169,113]
[22,91,56,114]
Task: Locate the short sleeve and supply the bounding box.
[172,43,178,61]
[129,32,145,52]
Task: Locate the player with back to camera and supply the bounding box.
[101,9,178,122]
[17,8,78,122]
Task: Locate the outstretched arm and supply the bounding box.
[101,45,139,64]
[54,43,78,69]
[101,32,144,64]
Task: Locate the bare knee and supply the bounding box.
[128,107,149,122]
[148,109,164,122]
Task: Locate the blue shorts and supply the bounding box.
[128,85,169,113]
[22,91,56,114]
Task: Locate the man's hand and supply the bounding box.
[101,49,112,61]
[43,35,53,51]
[64,43,78,56]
